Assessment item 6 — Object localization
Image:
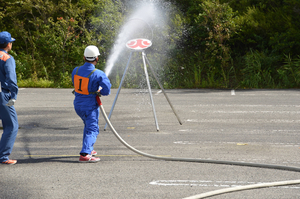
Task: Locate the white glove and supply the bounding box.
[6,99,16,107]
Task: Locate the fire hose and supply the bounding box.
[98,97,300,198]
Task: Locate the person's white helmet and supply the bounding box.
[84,45,100,61]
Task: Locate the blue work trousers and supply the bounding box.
[75,105,100,155]
[0,92,18,162]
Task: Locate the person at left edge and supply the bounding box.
[72,45,111,163]
[0,31,18,165]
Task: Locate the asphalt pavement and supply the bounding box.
[1,88,300,199]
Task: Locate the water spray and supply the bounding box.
[105,2,156,77]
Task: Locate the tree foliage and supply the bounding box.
[1,0,122,87]
[0,0,299,88]
[169,0,300,88]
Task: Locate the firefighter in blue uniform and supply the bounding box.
[72,45,111,163]
[0,31,18,165]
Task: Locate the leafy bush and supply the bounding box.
[241,50,278,88]
[277,54,300,88]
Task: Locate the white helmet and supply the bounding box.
[84,45,100,61]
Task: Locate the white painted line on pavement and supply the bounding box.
[173,140,300,147]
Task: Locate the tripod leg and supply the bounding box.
[104,51,133,130]
[145,54,182,125]
[142,51,159,131]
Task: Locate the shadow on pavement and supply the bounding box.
[17,156,79,164]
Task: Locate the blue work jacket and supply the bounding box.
[72,62,111,108]
[0,49,18,100]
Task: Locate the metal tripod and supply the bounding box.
[104,50,182,131]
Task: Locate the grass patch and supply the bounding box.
[18,78,55,88]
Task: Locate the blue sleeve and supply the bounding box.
[98,71,111,96]
[5,57,18,100]
[71,67,78,86]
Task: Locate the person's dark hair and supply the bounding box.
[84,57,96,63]
[0,43,8,49]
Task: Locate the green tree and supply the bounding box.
[166,0,237,88]
[1,0,122,87]
[196,0,237,87]
[227,0,300,88]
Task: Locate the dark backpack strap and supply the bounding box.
[75,66,80,75]
[87,69,97,78]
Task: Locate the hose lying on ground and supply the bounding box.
[99,101,300,172]
[98,99,300,198]
[182,179,300,199]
